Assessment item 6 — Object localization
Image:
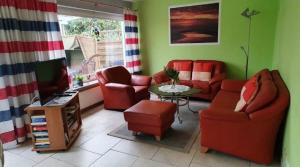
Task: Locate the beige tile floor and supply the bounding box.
[3,103,281,167]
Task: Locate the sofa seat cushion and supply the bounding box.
[124,100,176,127]
[173,61,192,80]
[134,86,149,101]
[178,80,193,87]
[192,80,210,93]
[210,90,240,111]
[192,62,213,81]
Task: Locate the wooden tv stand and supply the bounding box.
[25,92,82,152]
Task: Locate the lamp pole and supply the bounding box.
[241,8,260,79]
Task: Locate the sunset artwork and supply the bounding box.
[170,2,220,45]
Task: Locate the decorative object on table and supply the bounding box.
[169,1,220,45]
[164,67,179,88]
[74,75,84,86]
[240,8,260,79]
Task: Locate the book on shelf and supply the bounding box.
[31,122,47,126]
[35,141,50,145]
[32,118,46,123]
[35,137,49,141]
[32,131,48,137]
[35,144,50,149]
[31,115,46,119]
[32,126,48,131]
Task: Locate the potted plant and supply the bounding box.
[164,67,179,88]
[74,75,84,86]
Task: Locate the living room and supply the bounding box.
[0,0,299,167]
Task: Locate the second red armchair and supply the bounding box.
[96,66,152,110]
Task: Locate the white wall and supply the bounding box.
[78,86,103,110]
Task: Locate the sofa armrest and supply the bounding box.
[105,83,135,94]
[153,71,170,84]
[221,80,247,92]
[209,73,226,85]
[131,75,152,86]
[200,109,249,122]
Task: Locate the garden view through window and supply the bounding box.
[58,15,125,83]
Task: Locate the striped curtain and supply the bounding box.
[124,9,142,73]
[0,0,65,149]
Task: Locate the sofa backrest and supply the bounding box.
[166,60,225,78]
[99,66,132,85]
[249,70,290,120]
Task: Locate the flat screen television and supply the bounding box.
[34,58,69,105]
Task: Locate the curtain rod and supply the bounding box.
[79,0,133,11]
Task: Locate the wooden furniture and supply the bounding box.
[25,92,81,152]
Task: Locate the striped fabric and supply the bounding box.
[0,0,64,149]
[124,9,142,73]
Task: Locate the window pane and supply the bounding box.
[58,15,124,83]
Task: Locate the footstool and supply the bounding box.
[124,100,176,141]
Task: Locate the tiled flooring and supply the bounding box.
[4,102,281,167]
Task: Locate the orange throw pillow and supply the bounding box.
[192,62,213,81]
[234,76,259,112]
[173,62,192,80]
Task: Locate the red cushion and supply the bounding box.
[234,76,259,112]
[192,80,210,93]
[173,62,192,80]
[245,77,278,114]
[178,80,193,87]
[192,62,213,81]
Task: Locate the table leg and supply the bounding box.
[176,97,183,124]
[187,97,198,113]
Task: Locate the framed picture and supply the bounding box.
[169,1,221,45]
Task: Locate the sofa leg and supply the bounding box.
[132,131,138,136]
[200,146,209,153]
[155,136,161,141]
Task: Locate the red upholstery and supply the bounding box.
[96,66,152,110]
[124,100,176,137]
[153,60,226,101]
[200,70,290,165]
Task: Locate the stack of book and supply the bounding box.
[31,115,50,149]
[63,105,78,128]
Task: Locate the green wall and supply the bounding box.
[134,0,279,79]
[272,0,300,166]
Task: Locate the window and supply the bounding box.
[58,15,125,82]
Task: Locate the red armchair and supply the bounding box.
[200,70,290,165]
[96,66,152,110]
[153,60,226,101]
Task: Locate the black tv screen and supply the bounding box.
[34,58,69,105]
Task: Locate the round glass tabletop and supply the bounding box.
[149,84,200,97]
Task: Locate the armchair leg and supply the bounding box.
[155,136,161,141]
[200,145,209,153]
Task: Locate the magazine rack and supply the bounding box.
[25,92,81,152]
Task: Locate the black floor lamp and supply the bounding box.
[240,8,260,79]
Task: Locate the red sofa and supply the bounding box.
[200,69,290,165]
[153,60,226,101]
[96,66,152,110]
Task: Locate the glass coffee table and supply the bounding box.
[149,84,201,123]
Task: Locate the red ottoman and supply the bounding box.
[124,100,176,141]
